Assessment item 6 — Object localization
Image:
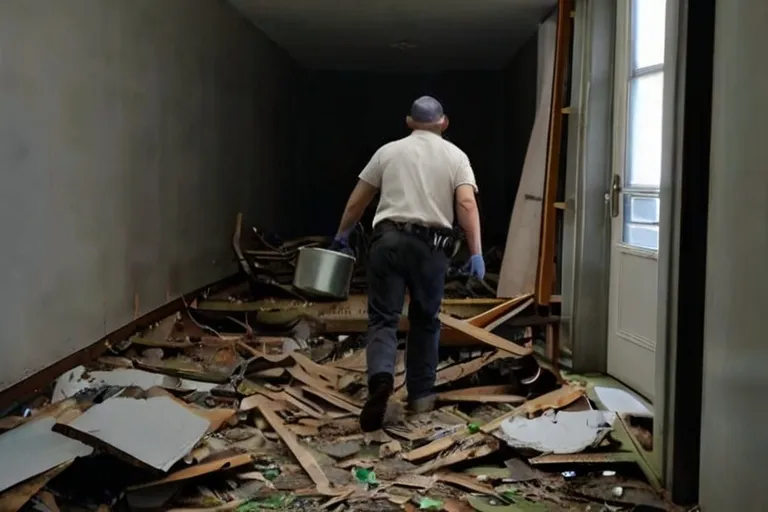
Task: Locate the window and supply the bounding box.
[622,0,666,251]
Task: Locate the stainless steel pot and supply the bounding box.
[292,247,356,300]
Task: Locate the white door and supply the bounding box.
[607,0,667,401]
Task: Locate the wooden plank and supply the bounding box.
[330,350,367,372]
[241,386,328,420]
[436,386,526,405]
[413,435,499,475]
[480,384,585,433]
[483,298,535,331]
[465,294,533,327]
[393,351,506,399]
[402,436,456,462]
[290,352,346,385]
[435,471,496,495]
[433,353,504,388]
[440,294,533,346]
[287,366,364,409]
[394,474,436,490]
[545,323,562,380]
[497,12,555,297]
[437,314,532,357]
[251,396,336,496]
[536,0,575,305]
[282,387,353,420]
[299,385,363,416]
[127,454,253,490]
[496,104,550,299]
[497,13,557,299]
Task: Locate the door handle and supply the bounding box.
[610,174,622,218]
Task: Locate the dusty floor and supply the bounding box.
[0,233,678,512]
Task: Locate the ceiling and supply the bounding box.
[228,0,556,71]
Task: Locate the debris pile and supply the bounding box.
[0,289,677,511]
[235,216,504,301]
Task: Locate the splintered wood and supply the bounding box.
[251,395,336,496]
[437,314,533,357]
[0,288,602,511]
[437,386,526,405]
[481,383,586,433]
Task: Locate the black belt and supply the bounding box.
[376,220,456,252]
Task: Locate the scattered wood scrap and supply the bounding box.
[437,386,526,404]
[435,471,496,495]
[481,383,587,433]
[0,277,674,510]
[127,453,254,490]
[251,395,337,496]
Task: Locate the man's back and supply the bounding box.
[359,130,476,229]
[330,95,486,433]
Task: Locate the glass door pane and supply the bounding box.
[627,71,664,188]
[623,194,660,250]
[632,0,667,70]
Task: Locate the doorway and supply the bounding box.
[607,0,667,401]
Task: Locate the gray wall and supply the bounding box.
[0,0,297,390]
[699,0,768,509]
[560,0,614,368]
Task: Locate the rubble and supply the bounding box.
[0,226,680,511]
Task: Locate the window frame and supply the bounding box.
[613,0,668,252]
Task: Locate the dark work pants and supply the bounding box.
[365,228,448,401]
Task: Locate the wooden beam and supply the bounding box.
[536,0,574,306]
[545,322,562,380]
[437,314,532,357]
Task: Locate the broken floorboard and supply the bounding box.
[0,279,676,510]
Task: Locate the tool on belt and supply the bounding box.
[376,220,458,255]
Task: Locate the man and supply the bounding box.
[331,96,484,432]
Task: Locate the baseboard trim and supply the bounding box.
[0,273,241,413]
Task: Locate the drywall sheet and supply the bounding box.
[59,396,210,472]
[0,417,93,492]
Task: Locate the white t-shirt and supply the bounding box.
[358,130,478,230]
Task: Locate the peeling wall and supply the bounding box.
[0,0,297,390]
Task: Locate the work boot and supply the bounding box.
[407,394,437,414]
[360,372,394,432]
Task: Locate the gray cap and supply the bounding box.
[410,96,444,124]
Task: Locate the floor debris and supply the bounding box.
[54,395,211,472]
[497,410,616,454]
[592,386,652,417]
[0,417,92,492]
[0,227,680,511]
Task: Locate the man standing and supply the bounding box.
[331,96,484,432]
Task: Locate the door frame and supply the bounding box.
[561,0,685,488]
[656,0,713,501]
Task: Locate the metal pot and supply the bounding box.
[292,247,356,300]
